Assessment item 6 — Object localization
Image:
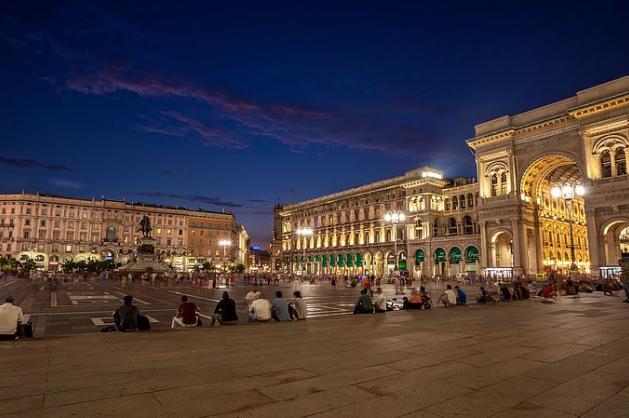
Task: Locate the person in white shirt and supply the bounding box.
[373,288,387,313]
[0,296,25,340]
[244,286,262,309]
[248,293,271,322]
[440,285,457,307]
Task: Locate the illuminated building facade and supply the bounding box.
[273,76,629,279]
[0,193,248,271]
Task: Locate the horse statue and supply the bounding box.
[137,215,152,238]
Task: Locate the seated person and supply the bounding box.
[454,286,467,306]
[500,285,512,301]
[419,287,432,309]
[172,295,200,328]
[476,287,493,304]
[248,293,272,322]
[271,291,290,321]
[373,288,387,313]
[404,290,422,309]
[353,289,374,314]
[213,291,238,325]
[0,296,24,341]
[440,285,457,307]
[291,291,307,320]
[565,278,578,296]
[114,295,141,331]
[542,282,558,299]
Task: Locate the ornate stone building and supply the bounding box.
[0,193,249,271]
[273,76,629,279]
[469,75,629,279]
[271,167,481,278]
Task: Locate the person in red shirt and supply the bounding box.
[171,295,200,328]
[542,283,558,300]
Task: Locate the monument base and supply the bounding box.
[120,237,169,273]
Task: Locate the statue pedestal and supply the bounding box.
[122,237,169,273]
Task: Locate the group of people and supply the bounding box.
[439,285,468,307]
[353,286,434,313]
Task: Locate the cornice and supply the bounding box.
[569,93,629,120]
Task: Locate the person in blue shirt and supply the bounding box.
[271,291,291,321]
[454,286,467,306]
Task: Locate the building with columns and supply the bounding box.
[272,75,629,279]
[0,193,249,271]
[271,167,482,279]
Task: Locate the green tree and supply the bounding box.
[229,263,245,273]
[202,261,215,272]
[19,258,37,273]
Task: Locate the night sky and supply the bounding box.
[2,1,628,246]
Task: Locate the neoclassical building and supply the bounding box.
[272,75,629,279]
[470,75,629,279]
[271,167,482,279]
[0,193,249,271]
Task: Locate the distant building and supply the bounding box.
[248,246,271,272]
[0,193,249,272]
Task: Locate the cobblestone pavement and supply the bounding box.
[1,289,628,417]
[0,277,487,337]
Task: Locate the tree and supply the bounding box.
[201,261,215,272]
[19,258,37,273]
[61,259,76,272]
[0,256,20,272]
[229,263,245,273]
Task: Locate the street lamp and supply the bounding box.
[384,211,406,271]
[295,227,313,274]
[550,183,585,274]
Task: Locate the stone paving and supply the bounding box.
[1,294,628,417]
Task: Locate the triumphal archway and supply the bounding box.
[468,76,629,278]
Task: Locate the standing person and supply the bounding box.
[363,276,372,296]
[330,276,336,291]
[212,291,238,325]
[291,291,307,320]
[0,296,24,340]
[171,295,200,328]
[271,291,290,322]
[373,288,387,313]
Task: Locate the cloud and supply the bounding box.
[0,156,74,172]
[247,199,272,203]
[62,65,432,154]
[49,178,85,189]
[234,209,275,216]
[135,192,242,208]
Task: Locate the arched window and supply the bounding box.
[106,226,117,242]
[615,148,627,176]
[601,150,612,178]
[467,193,474,208]
[444,198,450,211]
[385,229,392,242]
[491,174,498,196]
[500,172,508,195]
[459,195,466,209]
[452,196,458,210]
[448,217,457,235]
[463,216,473,234]
[433,220,439,237]
[415,219,423,239]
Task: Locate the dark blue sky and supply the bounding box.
[1,0,628,245]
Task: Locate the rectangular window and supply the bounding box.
[65,245,72,253]
[40,220,46,227]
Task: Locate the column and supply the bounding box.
[585,209,601,276]
[479,221,488,270]
[512,218,525,276]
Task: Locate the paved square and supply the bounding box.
[1,294,628,417]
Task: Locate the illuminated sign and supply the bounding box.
[421,171,443,179]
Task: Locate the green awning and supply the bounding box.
[315,255,320,262]
[449,247,462,264]
[322,255,327,267]
[465,246,480,263]
[415,249,425,263]
[337,254,345,267]
[346,253,353,267]
[330,255,336,267]
[308,255,313,262]
[355,253,363,267]
[399,259,408,270]
[435,248,446,262]
[300,255,305,262]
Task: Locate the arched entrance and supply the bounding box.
[519,153,590,276]
[434,247,446,277]
[600,219,629,278]
[414,249,425,278]
[373,252,383,276]
[363,252,372,275]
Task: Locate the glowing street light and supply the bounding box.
[550,183,585,274]
[384,211,406,271]
[295,227,313,273]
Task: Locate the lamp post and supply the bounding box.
[295,227,313,275]
[384,211,406,271]
[550,183,585,275]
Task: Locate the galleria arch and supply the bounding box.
[470,76,629,278]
